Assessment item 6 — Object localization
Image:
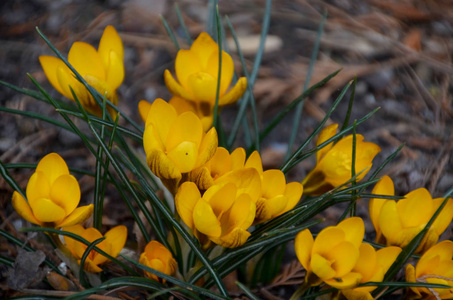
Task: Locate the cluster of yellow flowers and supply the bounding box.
[11,24,452,298]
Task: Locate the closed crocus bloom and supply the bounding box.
[164,32,247,128]
[341,244,402,299]
[63,225,127,273]
[295,217,365,289]
[176,181,256,248]
[369,176,453,254]
[39,25,124,117]
[139,240,177,282]
[11,153,93,228]
[302,124,381,196]
[406,240,453,299]
[143,98,218,194]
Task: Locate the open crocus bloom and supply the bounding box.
[188,147,247,191]
[406,240,453,299]
[63,224,127,273]
[302,123,381,196]
[143,98,218,194]
[341,243,401,299]
[369,176,453,253]
[12,153,93,228]
[139,240,177,282]
[39,25,124,117]
[295,217,365,289]
[164,32,247,129]
[243,151,303,224]
[176,181,256,248]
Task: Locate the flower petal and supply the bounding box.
[29,198,66,223]
[397,188,433,228]
[262,170,286,198]
[195,127,218,168]
[330,241,360,277]
[98,26,124,87]
[104,50,124,89]
[175,182,201,229]
[215,168,261,203]
[379,200,404,245]
[230,147,246,170]
[175,49,203,90]
[39,56,69,97]
[204,182,237,216]
[190,32,218,68]
[374,246,401,280]
[138,100,152,123]
[205,50,234,96]
[146,148,181,180]
[58,204,94,227]
[166,112,203,152]
[353,243,377,282]
[193,200,221,237]
[212,227,251,248]
[282,182,303,213]
[11,191,41,226]
[244,156,262,174]
[316,123,338,162]
[164,70,194,100]
[295,229,314,271]
[313,227,345,256]
[325,271,362,290]
[50,174,81,215]
[218,77,247,106]
[145,98,178,142]
[431,197,453,235]
[369,175,394,235]
[167,141,198,173]
[225,193,255,231]
[36,153,70,185]
[187,72,218,103]
[104,225,127,257]
[311,253,336,280]
[26,171,51,205]
[337,217,364,248]
[209,147,232,179]
[68,42,105,80]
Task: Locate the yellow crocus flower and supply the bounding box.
[242,151,303,224]
[164,32,247,129]
[39,25,124,117]
[11,153,93,228]
[63,224,127,273]
[143,98,218,194]
[175,181,256,248]
[369,176,453,254]
[406,240,453,299]
[188,147,247,190]
[189,147,302,224]
[302,123,381,196]
[139,240,177,282]
[341,243,401,299]
[295,217,365,289]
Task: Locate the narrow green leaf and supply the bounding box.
[79,237,105,287]
[212,5,222,130]
[160,15,180,50]
[281,80,352,173]
[236,281,261,300]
